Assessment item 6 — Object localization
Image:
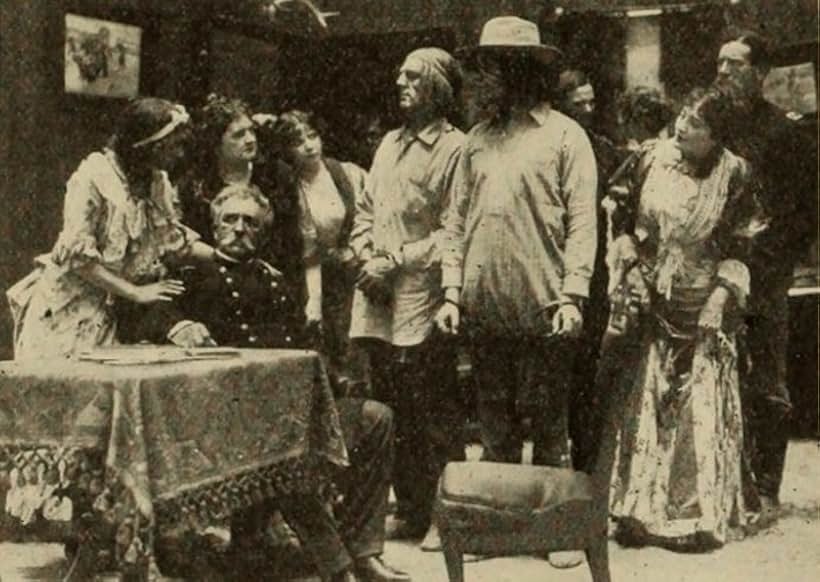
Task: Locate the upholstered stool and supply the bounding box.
[434,461,610,581]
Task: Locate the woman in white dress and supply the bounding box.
[7,98,213,359]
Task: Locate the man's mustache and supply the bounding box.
[220,234,257,251]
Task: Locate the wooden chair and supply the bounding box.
[434,346,629,582]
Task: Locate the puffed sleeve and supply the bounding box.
[713,156,768,309]
[51,162,105,267]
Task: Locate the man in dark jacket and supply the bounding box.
[123,183,409,582]
[557,68,624,472]
[714,31,819,525]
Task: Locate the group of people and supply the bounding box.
[7,14,816,582]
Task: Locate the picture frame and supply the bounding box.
[64,12,142,99]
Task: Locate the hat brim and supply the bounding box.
[456,44,563,66]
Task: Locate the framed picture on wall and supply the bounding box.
[64,13,142,98]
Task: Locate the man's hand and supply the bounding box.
[552,303,584,338]
[698,286,730,332]
[435,303,460,335]
[169,322,217,348]
[356,254,398,304]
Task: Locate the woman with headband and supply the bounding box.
[7,97,214,359]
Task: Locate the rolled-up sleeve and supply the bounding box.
[560,128,598,299]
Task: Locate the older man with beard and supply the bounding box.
[438,16,597,569]
[349,47,467,543]
[713,31,818,527]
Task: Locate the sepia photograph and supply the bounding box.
[64,13,142,98]
[0,1,818,581]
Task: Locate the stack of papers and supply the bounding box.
[78,345,241,365]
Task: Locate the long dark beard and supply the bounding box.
[712,79,755,117]
[463,70,505,124]
[465,57,549,125]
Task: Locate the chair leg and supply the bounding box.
[441,535,465,582]
[586,537,611,582]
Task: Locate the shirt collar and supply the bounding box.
[527,102,553,126]
[397,118,451,147]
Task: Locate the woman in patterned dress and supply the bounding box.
[605,88,765,550]
[7,97,212,359]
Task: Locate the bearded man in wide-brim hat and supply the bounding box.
[438,16,599,568]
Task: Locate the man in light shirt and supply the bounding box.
[349,47,466,542]
[438,17,598,568]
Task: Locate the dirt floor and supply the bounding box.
[1,440,818,582]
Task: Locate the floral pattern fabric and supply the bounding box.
[7,149,197,360]
[608,141,761,549]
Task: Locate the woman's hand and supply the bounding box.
[698,286,730,331]
[305,297,323,328]
[327,246,358,268]
[131,280,185,304]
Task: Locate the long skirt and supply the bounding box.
[609,313,750,550]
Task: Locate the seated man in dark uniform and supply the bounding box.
[122,184,409,582]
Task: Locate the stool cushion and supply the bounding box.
[438,462,593,514]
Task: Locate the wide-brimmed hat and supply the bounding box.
[459,16,563,65]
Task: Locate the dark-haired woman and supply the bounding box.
[272,110,368,394]
[606,88,766,550]
[182,94,303,294]
[7,97,212,359]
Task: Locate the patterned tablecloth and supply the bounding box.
[0,348,348,576]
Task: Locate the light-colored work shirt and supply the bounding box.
[441,103,598,337]
[349,119,464,346]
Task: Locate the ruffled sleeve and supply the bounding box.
[51,158,106,268]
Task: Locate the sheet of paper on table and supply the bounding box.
[78,344,242,365]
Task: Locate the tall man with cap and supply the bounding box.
[438,17,597,568]
[714,31,818,525]
[349,47,466,541]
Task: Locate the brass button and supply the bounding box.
[219,266,227,274]
[248,336,258,343]
[240,323,249,331]
[225,277,234,285]
[235,309,242,316]
[231,291,240,299]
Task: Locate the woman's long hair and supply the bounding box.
[107,97,183,188]
[269,110,325,171]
